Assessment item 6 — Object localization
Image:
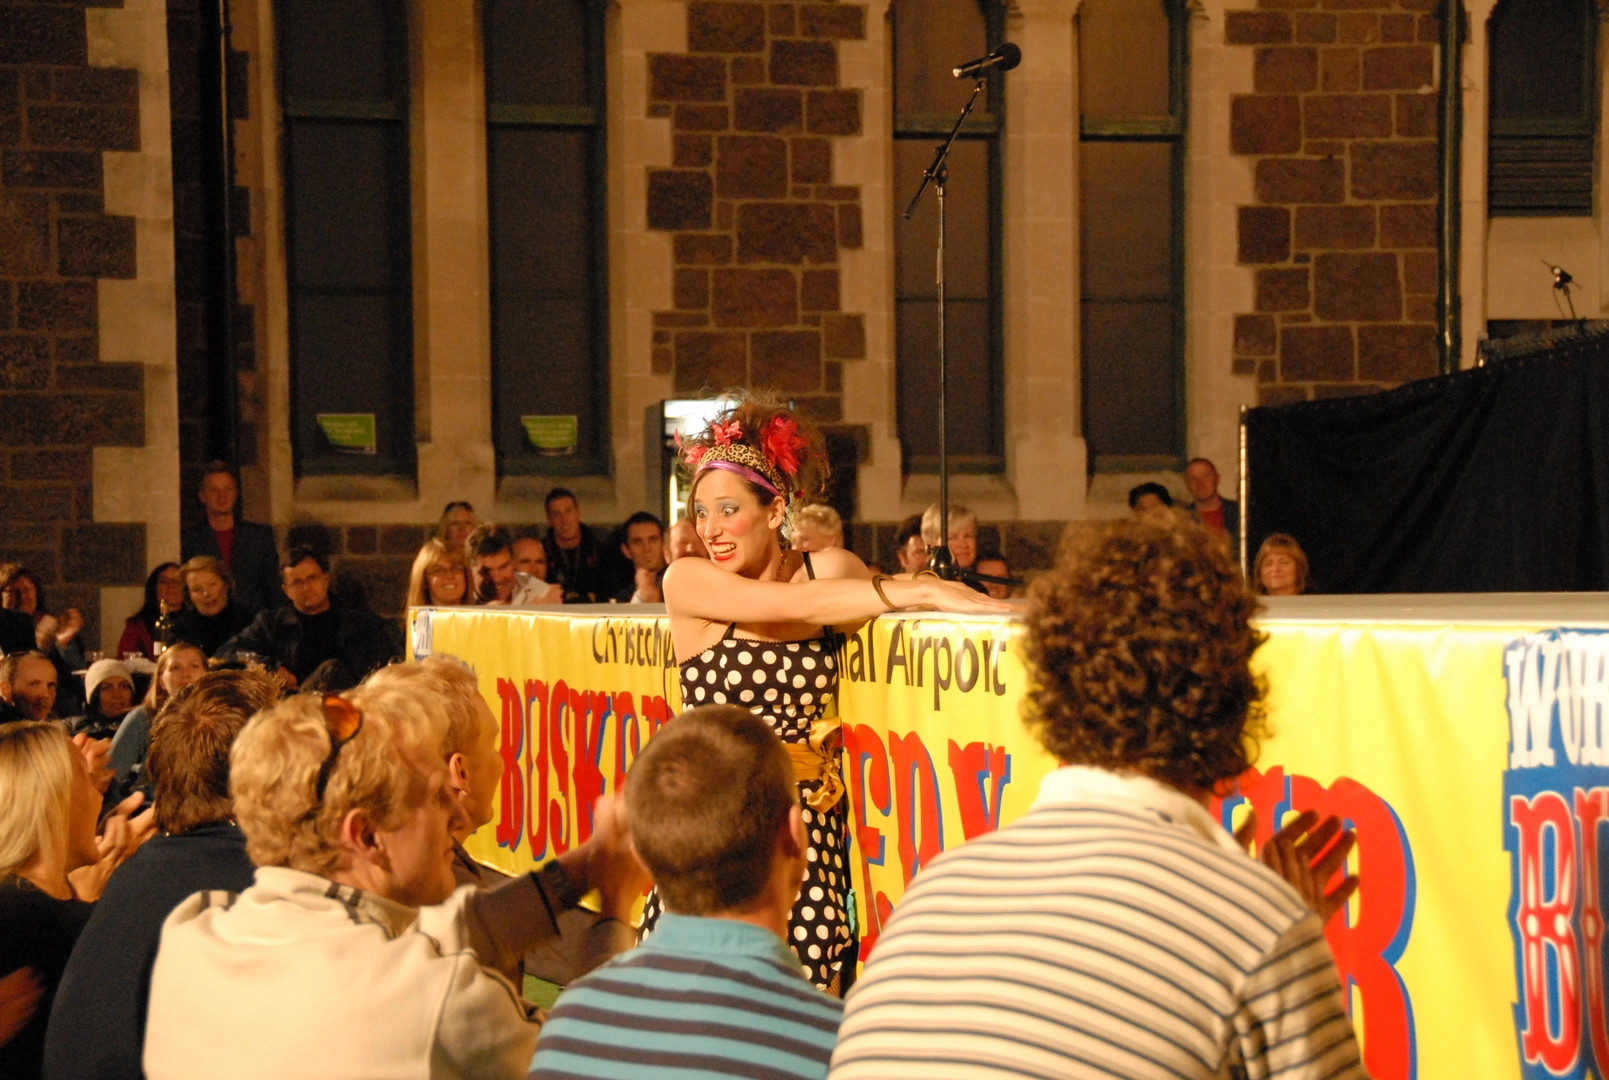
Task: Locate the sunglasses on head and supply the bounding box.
[311,694,364,806]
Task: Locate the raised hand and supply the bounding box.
[69,791,156,901]
[1235,807,1359,925]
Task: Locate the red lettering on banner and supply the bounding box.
[642,694,673,737]
[572,689,608,844]
[1573,787,1609,1071]
[1512,792,1582,1075]
[495,678,525,851]
[947,740,1011,840]
[844,723,893,956]
[615,691,641,793]
[525,679,549,860]
[889,731,944,884]
[548,680,573,854]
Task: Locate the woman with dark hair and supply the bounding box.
[1,565,86,716]
[165,557,252,656]
[651,396,1009,993]
[116,563,184,661]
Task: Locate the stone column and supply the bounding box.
[1002,0,1086,520]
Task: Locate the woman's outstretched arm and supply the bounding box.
[662,555,1012,625]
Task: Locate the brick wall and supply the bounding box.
[1226,3,1441,403]
[645,0,869,449]
[0,0,148,644]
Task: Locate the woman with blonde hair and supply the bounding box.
[1254,533,1310,596]
[789,502,844,552]
[657,395,1009,993]
[0,721,151,1078]
[406,539,470,609]
[435,501,479,555]
[107,643,210,801]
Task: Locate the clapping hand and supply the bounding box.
[71,732,114,794]
[1235,807,1359,925]
[68,791,157,902]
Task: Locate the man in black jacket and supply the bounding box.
[216,548,400,691]
[43,670,277,1080]
[179,461,281,616]
[542,488,633,604]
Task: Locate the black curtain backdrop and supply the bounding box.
[1245,338,1609,593]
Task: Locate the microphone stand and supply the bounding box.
[903,78,987,583]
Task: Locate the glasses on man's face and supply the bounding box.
[312,695,364,806]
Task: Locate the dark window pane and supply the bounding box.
[280,0,404,104]
[287,125,404,291]
[1079,0,1172,118]
[291,294,414,465]
[894,0,990,117]
[1490,0,1588,120]
[486,0,592,107]
[1080,141,1174,301]
[895,138,992,300]
[488,128,603,464]
[1080,300,1177,458]
[897,299,996,460]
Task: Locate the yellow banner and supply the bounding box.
[412,605,1609,1080]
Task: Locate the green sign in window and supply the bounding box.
[522,415,578,456]
[316,413,378,454]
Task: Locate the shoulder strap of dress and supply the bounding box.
[722,622,739,640]
[802,551,817,580]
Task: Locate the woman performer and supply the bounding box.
[655,397,1011,993]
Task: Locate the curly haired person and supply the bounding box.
[830,515,1366,1080]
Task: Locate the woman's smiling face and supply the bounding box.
[691,468,786,575]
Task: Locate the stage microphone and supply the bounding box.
[1545,261,1574,288]
[952,42,1022,79]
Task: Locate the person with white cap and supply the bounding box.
[73,660,136,741]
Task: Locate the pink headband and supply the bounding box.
[698,459,782,498]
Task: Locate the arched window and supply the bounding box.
[1488,0,1596,216]
[485,0,610,473]
[893,0,1005,472]
[279,0,414,475]
[1078,0,1187,471]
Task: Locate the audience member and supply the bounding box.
[1127,481,1174,514]
[467,524,560,606]
[1185,457,1240,546]
[790,503,844,553]
[543,488,632,603]
[179,462,280,617]
[1255,533,1310,596]
[142,683,647,1080]
[436,500,479,554]
[511,532,550,581]
[117,563,184,661]
[165,557,253,656]
[892,514,927,575]
[217,548,402,691]
[0,721,152,1080]
[615,511,668,603]
[70,659,135,741]
[972,549,1014,600]
[364,657,637,985]
[107,644,209,801]
[531,705,842,1080]
[44,670,278,1080]
[920,503,978,571]
[1,653,58,722]
[1,566,85,715]
[664,518,707,562]
[406,539,470,609]
[830,517,1364,1079]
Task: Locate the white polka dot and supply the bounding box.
[815,675,827,688]
[793,675,806,688]
[802,808,814,823]
[810,886,824,901]
[740,689,754,702]
[762,650,777,664]
[705,669,717,684]
[807,848,818,862]
[808,944,822,959]
[824,906,836,920]
[794,926,807,941]
[713,692,727,704]
[701,650,715,661]
[695,686,706,700]
[787,642,801,652]
[834,854,843,868]
[825,656,836,669]
[752,669,767,683]
[801,906,816,920]
[802,655,817,670]
[816,925,829,939]
[800,964,812,977]
[765,688,778,701]
[812,829,822,842]
[801,693,813,705]
[739,650,753,664]
[828,872,837,885]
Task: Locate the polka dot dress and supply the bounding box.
[641,632,854,992]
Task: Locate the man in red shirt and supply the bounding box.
[180,462,282,616]
[1184,457,1240,548]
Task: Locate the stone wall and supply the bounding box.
[645,0,869,437]
[0,0,149,645]
[1226,1,1442,403]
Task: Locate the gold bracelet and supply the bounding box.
[870,574,898,611]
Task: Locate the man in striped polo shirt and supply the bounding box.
[831,515,1367,1080]
[529,705,842,1080]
